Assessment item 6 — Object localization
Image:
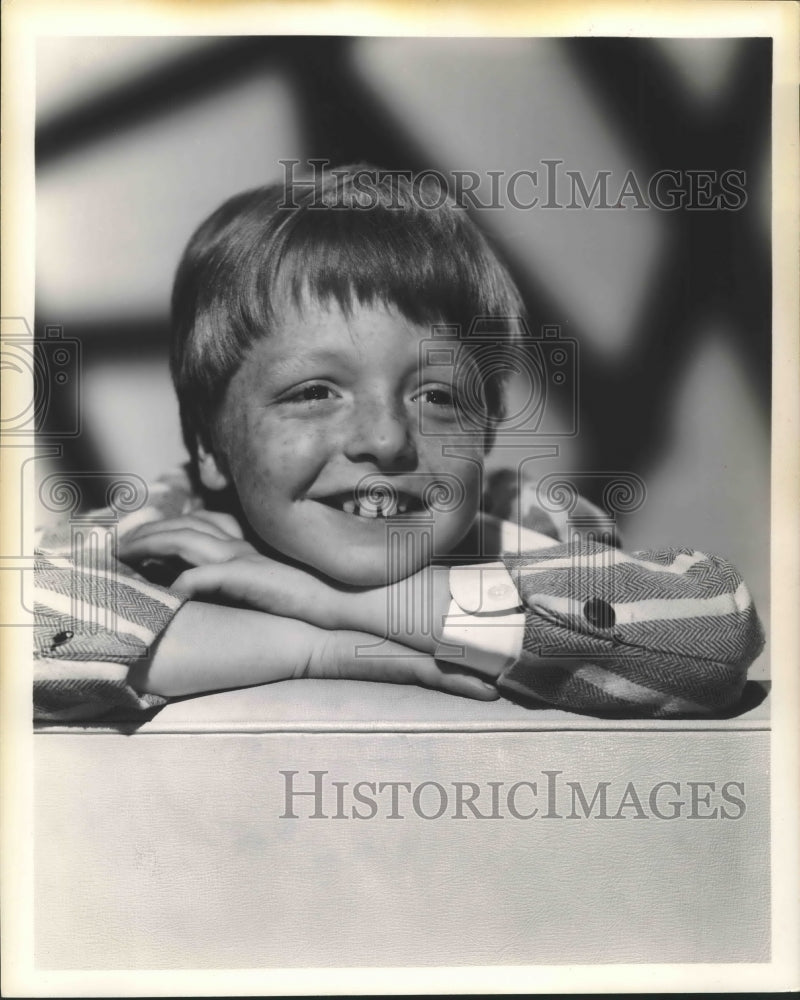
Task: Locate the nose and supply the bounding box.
[343,395,417,469]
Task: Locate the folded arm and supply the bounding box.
[161,532,764,717]
[34,511,498,720]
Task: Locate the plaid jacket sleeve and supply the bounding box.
[33,470,195,721]
[496,542,765,716]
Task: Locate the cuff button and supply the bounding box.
[50,630,74,650]
[488,584,512,599]
[583,598,615,629]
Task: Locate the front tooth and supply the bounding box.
[360,506,378,519]
[397,500,408,514]
[342,500,356,515]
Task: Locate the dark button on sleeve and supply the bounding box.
[50,630,74,650]
[583,598,615,629]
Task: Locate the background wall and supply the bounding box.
[35,36,771,676]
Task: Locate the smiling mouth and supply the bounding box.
[316,490,426,519]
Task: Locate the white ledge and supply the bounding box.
[35,678,770,734]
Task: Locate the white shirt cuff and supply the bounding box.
[435,562,525,678]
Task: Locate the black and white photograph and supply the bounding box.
[2,0,798,994]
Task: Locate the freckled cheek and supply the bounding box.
[229,418,334,502]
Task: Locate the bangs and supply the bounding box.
[265,201,522,333]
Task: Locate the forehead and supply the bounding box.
[238,298,469,374]
[277,297,424,343]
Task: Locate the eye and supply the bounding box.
[416,386,458,408]
[285,383,335,404]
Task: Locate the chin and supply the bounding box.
[317,551,426,588]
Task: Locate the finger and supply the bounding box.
[124,516,236,544]
[188,509,246,539]
[395,652,500,700]
[171,560,304,619]
[171,562,248,601]
[121,528,249,567]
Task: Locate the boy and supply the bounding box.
[34,165,764,720]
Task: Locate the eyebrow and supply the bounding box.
[262,340,465,387]
[267,348,355,375]
[270,347,456,374]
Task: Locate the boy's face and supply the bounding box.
[202,299,490,585]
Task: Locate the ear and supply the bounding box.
[196,438,230,491]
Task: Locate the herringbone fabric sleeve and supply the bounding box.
[497,543,765,716]
[33,470,196,721]
[33,464,765,721]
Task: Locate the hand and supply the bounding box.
[122,514,499,701]
[119,510,257,566]
[120,511,364,629]
[120,511,451,656]
[170,550,451,658]
[301,627,500,701]
[172,552,340,626]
